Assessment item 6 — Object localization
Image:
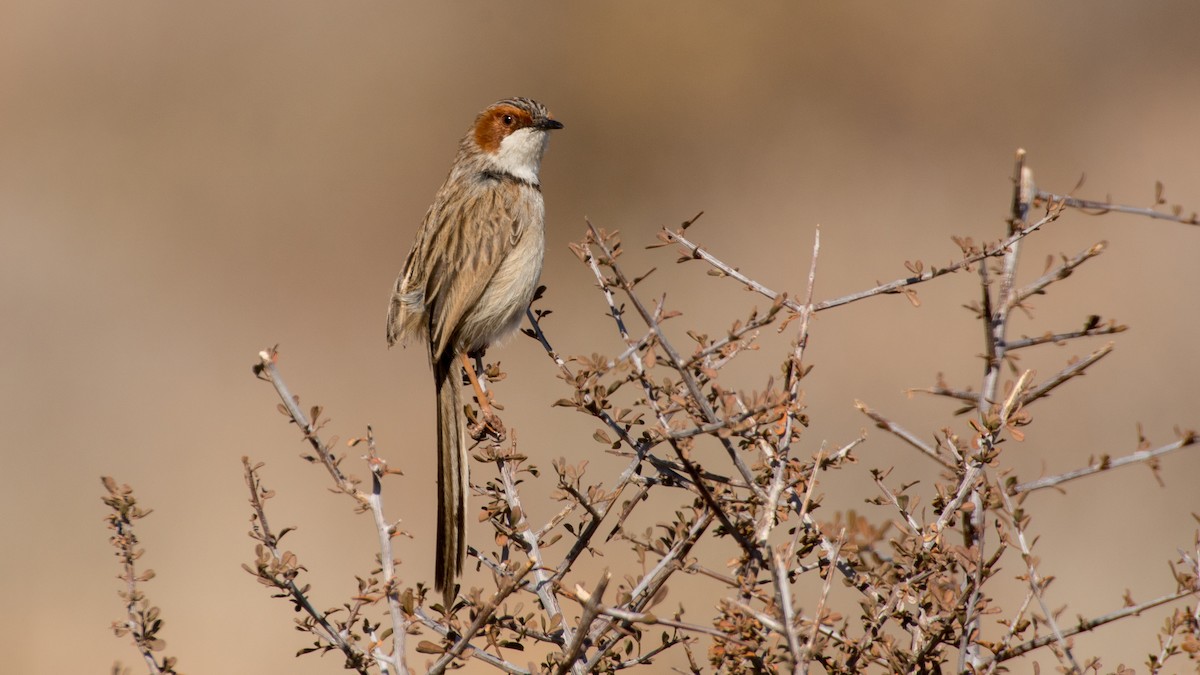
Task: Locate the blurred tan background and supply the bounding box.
[3,2,1200,672]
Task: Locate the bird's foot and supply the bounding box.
[466,406,506,442]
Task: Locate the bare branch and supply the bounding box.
[555,571,610,675]
[983,583,1199,666]
[1038,190,1200,226]
[1010,430,1198,494]
[1008,241,1107,309]
[1020,342,1114,406]
[998,481,1083,673]
[360,428,409,674]
[1003,321,1127,351]
[659,206,1061,314]
[801,535,841,675]
[856,400,956,471]
[254,347,365,503]
[771,549,805,672]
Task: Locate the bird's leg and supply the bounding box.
[472,353,487,389]
[460,352,505,441]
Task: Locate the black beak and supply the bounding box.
[539,118,564,130]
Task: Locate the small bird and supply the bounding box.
[386,97,562,605]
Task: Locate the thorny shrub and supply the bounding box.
[106,152,1200,674]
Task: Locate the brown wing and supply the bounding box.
[387,176,522,363]
[386,202,435,348]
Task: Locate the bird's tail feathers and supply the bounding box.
[434,357,466,607]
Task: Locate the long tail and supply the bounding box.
[434,355,466,607]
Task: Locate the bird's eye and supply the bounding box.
[502,114,515,126]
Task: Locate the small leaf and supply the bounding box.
[415,640,445,654]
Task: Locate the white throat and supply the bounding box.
[491,128,549,184]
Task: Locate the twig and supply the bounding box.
[565,588,756,649]
[979,149,1029,415]
[361,429,408,674]
[102,478,179,675]
[254,347,364,503]
[494,446,575,662]
[801,534,842,675]
[981,586,1200,666]
[783,445,826,564]
[1002,322,1127,351]
[411,608,532,675]
[1038,190,1200,227]
[726,596,886,672]
[962,157,1029,674]
[998,481,1083,673]
[771,549,805,674]
[628,509,714,607]
[793,224,820,369]
[872,473,924,535]
[984,588,1037,675]
[660,206,1061,314]
[525,306,716,593]
[843,586,903,671]
[613,635,685,669]
[1008,241,1107,309]
[589,221,766,501]
[241,459,371,673]
[1019,343,1114,406]
[667,402,786,440]
[526,308,648,465]
[427,561,536,675]
[906,384,980,405]
[681,306,782,371]
[1010,430,1198,494]
[555,571,610,675]
[253,350,412,673]
[928,461,984,547]
[856,400,956,471]
[583,510,714,670]
[580,229,754,550]
[760,225,820,545]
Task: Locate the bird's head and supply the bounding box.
[470,97,563,184]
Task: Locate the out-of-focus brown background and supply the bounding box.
[3,2,1199,672]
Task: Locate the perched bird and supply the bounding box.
[386,97,562,604]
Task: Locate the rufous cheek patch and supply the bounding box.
[473,105,534,153]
